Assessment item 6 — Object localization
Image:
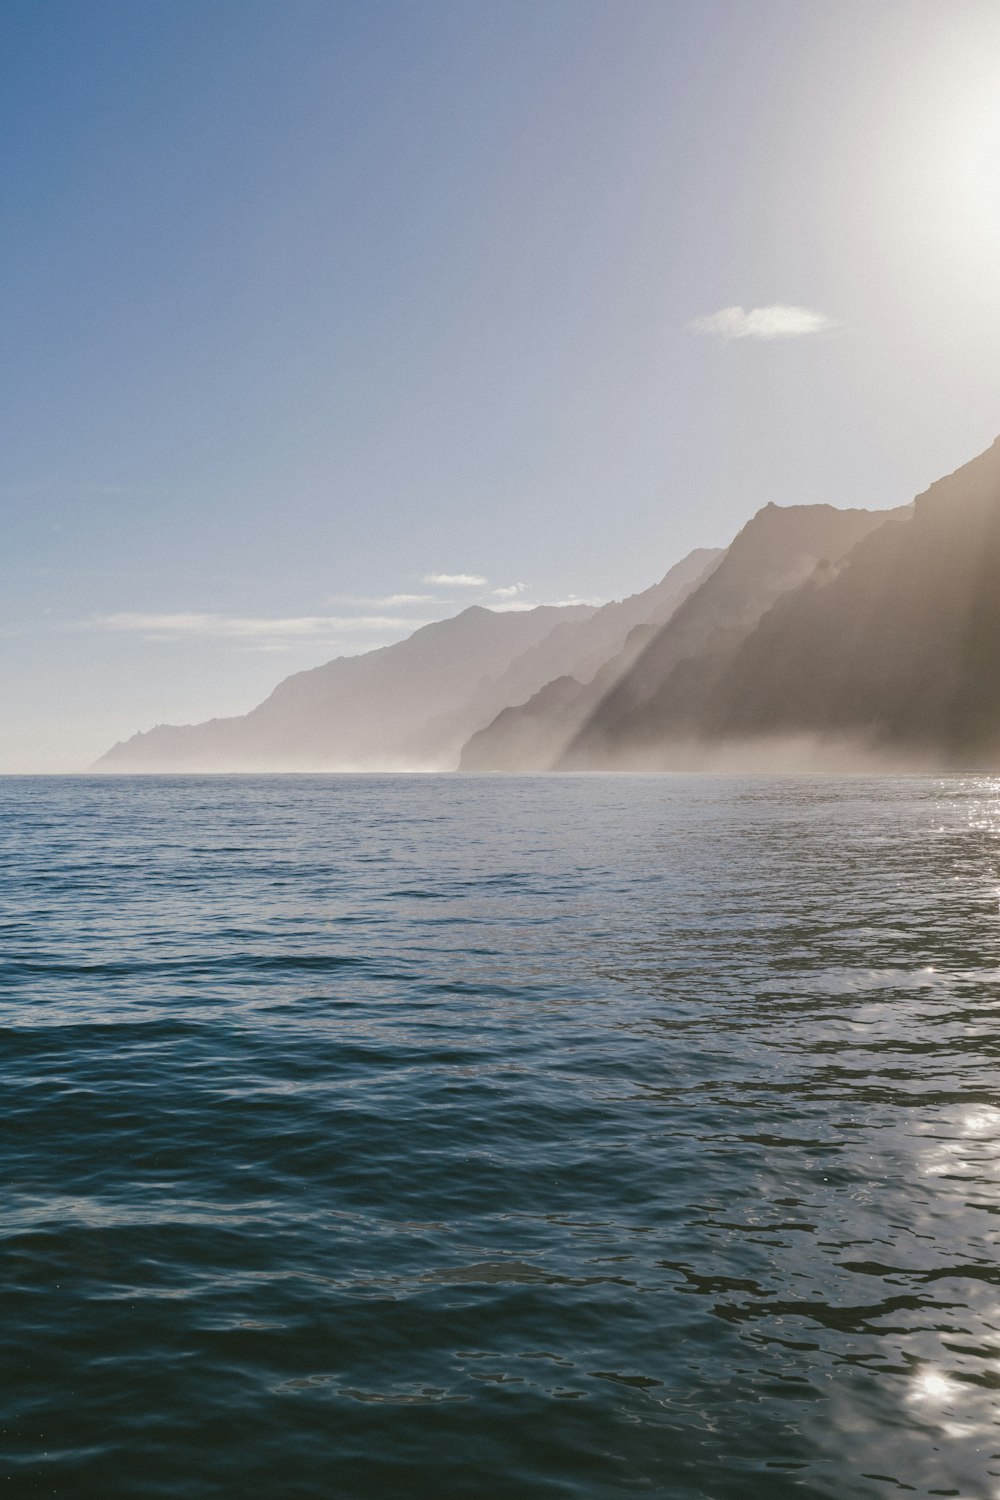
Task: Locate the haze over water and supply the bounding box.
[3,773,999,1498]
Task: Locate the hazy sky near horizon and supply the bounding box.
[5,0,1000,770]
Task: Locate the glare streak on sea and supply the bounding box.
[1,773,999,1499]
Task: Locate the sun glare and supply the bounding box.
[907,1368,955,1405]
[878,32,1000,277]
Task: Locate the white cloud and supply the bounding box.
[379,593,440,606]
[489,593,605,613]
[92,612,431,640]
[422,572,487,587]
[492,582,526,599]
[327,593,442,607]
[689,304,837,340]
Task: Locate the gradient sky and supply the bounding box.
[5,0,1000,770]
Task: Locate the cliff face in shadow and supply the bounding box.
[459,501,894,772]
[474,548,721,717]
[96,603,594,772]
[558,500,899,769]
[693,437,1000,767]
[459,548,722,771]
[550,437,1000,772]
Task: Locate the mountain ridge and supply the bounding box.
[555,500,902,770]
[96,437,1000,776]
[461,501,898,771]
[97,602,594,772]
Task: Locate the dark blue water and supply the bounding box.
[2,774,999,1498]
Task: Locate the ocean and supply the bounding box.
[2,773,998,1498]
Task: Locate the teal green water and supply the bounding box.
[2,774,999,1498]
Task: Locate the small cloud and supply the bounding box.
[379,593,440,606]
[422,572,487,587]
[689,304,837,340]
[90,612,432,640]
[489,593,605,613]
[492,582,526,599]
[327,593,442,607]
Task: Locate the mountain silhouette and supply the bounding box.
[98,438,1000,776]
[554,499,901,770]
[97,603,594,771]
[462,501,895,771]
[459,548,721,770]
[685,436,1000,768]
[97,550,722,773]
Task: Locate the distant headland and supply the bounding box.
[96,437,1000,775]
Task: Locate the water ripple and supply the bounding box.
[2,772,1000,1497]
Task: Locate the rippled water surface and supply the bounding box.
[3,773,1000,1498]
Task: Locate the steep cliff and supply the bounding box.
[459,548,722,771]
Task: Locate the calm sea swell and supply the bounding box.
[2,774,999,1498]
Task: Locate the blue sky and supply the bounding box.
[4,0,1000,769]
